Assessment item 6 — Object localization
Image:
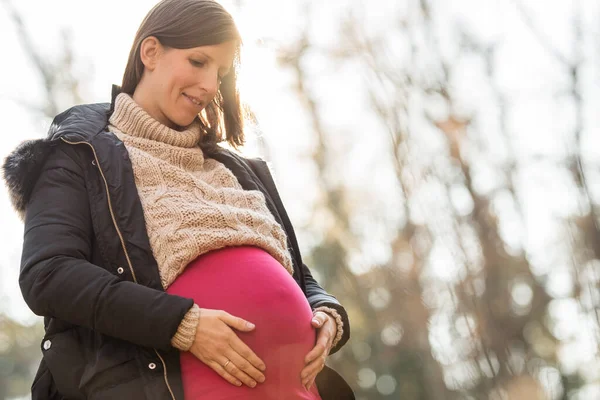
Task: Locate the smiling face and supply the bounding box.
[133,37,237,130]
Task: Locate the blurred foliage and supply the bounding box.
[2,0,600,399]
[0,316,43,399]
[267,0,600,399]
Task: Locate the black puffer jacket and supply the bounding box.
[2,89,353,400]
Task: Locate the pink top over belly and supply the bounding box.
[166,245,322,400]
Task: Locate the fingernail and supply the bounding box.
[258,375,265,383]
[312,318,319,324]
[247,322,255,329]
[260,364,266,371]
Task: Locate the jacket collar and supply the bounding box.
[45,84,122,143]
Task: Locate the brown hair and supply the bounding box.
[121,0,244,154]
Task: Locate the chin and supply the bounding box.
[168,113,198,129]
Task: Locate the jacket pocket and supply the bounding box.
[41,329,86,399]
[85,358,145,400]
[81,337,145,399]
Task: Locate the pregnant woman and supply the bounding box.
[1,0,353,399]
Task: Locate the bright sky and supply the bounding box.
[2,2,600,396]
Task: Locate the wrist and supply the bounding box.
[171,303,201,351]
[313,306,344,350]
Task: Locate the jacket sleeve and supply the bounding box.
[19,143,194,351]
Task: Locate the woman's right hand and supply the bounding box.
[189,308,266,388]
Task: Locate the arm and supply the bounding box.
[19,143,194,351]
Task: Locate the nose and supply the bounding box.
[200,70,221,98]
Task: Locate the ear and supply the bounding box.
[139,36,163,71]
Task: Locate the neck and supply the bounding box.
[109,93,202,148]
[132,84,178,130]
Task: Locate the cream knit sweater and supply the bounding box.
[108,93,343,352]
[108,93,295,349]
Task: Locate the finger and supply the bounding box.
[304,342,327,365]
[208,360,242,387]
[301,351,327,381]
[304,335,329,364]
[311,311,328,327]
[226,348,266,384]
[220,356,258,388]
[230,336,267,372]
[220,311,256,332]
[301,354,326,389]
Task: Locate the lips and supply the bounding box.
[182,93,204,108]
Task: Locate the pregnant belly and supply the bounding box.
[166,246,321,400]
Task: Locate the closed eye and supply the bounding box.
[190,59,205,68]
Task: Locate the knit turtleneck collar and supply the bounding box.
[109,93,202,148]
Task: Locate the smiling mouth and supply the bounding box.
[183,93,203,108]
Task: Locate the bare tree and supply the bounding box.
[266,0,600,398]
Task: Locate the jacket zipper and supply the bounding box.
[60,138,176,400]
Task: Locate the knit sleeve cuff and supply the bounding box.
[313,306,344,350]
[171,303,201,351]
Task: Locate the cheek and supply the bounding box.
[155,60,188,91]
[159,68,188,105]
[171,64,197,89]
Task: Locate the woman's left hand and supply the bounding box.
[300,311,337,391]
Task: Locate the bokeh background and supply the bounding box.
[2,0,600,399]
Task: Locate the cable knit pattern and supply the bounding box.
[107,93,295,349]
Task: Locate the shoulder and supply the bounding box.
[2,102,111,217]
[2,137,89,219]
[222,150,278,180]
[47,102,111,142]
[243,155,278,181]
[217,148,272,173]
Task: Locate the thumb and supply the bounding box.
[312,311,327,327]
[221,312,256,331]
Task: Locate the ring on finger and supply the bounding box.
[224,359,231,369]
